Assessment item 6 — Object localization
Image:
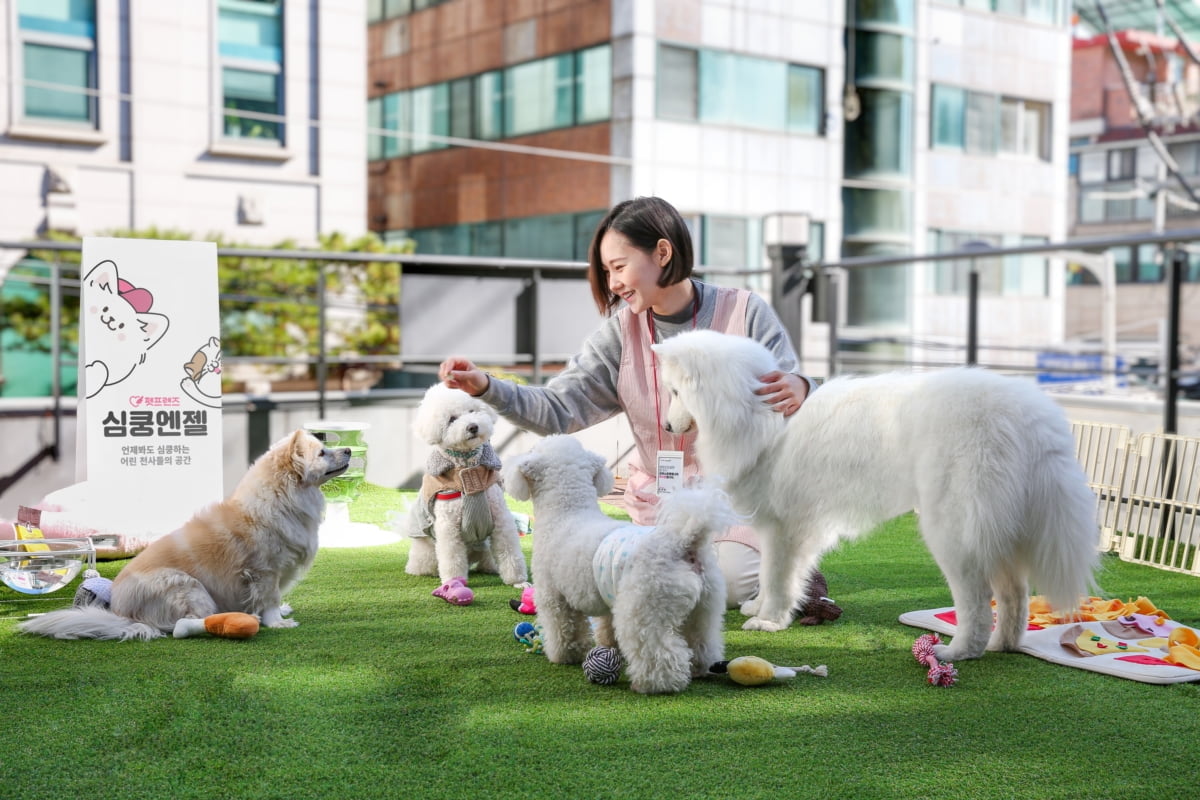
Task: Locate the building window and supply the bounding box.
[406,211,607,260]
[931,84,1050,160]
[928,230,1048,297]
[657,44,823,135]
[368,0,450,23]
[218,0,283,144]
[368,46,612,161]
[16,0,97,128]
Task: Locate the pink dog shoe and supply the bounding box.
[433,576,474,606]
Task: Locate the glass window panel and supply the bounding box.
[854,31,913,83]
[965,91,997,154]
[1137,243,1163,282]
[1078,190,1105,223]
[853,0,915,29]
[1022,100,1048,159]
[995,0,1022,15]
[367,97,383,160]
[449,77,472,140]
[734,56,787,131]
[574,211,606,261]
[842,186,911,237]
[999,97,1019,153]
[576,45,611,124]
[1112,246,1133,283]
[222,67,280,140]
[474,71,503,140]
[367,0,384,24]
[504,55,574,136]
[411,83,449,152]
[218,0,282,63]
[932,84,965,149]
[657,44,698,120]
[698,50,737,126]
[1108,148,1135,179]
[1169,141,1200,175]
[18,0,95,37]
[1026,0,1060,24]
[844,88,912,179]
[1105,193,1134,222]
[703,216,748,268]
[962,0,992,9]
[787,65,822,134]
[504,215,574,259]
[842,241,909,326]
[472,221,504,257]
[1136,143,1158,177]
[383,0,412,17]
[383,93,408,157]
[23,42,93,123]
[1079,151,1106,182]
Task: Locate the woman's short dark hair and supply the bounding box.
[587,196,695,314]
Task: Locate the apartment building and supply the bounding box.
[368,0,1074,374]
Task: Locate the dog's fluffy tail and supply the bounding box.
[1027,450,1103,617]
[17,606,165,641]
[653,485,742,551]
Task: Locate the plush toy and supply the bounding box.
[73,574,113,609]
[509,584,536,614]
[710,656,828,686]
[172,612,261,640]
[912,633,958,687]
[513,621,543,654]
[583,646,622,685]
[432,576,474,606]
[796,569,843,626]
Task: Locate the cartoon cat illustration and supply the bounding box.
[180,336,223,408]
[82,260,170,399]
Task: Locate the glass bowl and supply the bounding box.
[0,538,96,595]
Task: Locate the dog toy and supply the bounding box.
[513,621,544,654]
[73,574,113,609]
[509,584,536,614]
[796,569,843,626]
[710,656,828,686]
[172,612,260,640]
[912,633,958,687]
[583,646,622,685]
[433,576,474,606]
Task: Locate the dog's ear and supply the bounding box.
[501,456,533,501]
[590,451,614,498]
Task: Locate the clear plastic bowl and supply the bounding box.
[0,538,96,595]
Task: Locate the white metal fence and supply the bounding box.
[1073,421,1200,575]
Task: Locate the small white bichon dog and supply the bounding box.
[502,435,735,694]
[404,384,528,600]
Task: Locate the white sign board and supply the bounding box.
[76,237,223,530]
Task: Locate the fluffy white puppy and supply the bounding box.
[503,435,735,694]
[18,430,350,640]
[404,384,527,590]
[651,329,1100,665]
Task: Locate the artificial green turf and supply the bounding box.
[2,484,1198,800]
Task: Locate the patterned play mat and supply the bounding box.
[900,596,1200,685]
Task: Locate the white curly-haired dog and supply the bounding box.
[503,435,736,694]
[404,383,527,597]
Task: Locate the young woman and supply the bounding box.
[438,196,814,609]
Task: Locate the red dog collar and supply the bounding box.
[435,490,462,501]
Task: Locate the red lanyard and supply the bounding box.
[647,288,699,452]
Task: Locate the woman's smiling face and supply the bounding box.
[599,230,670,315]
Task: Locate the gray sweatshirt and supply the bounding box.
[480,280,808,436]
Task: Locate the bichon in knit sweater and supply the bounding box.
[403,384,527,601]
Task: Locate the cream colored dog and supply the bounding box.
[18,430,350,641]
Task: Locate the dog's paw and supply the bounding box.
[264,617,299,629]
[741,616,786,633]
[739,596,762,617]
[280,603,293,617]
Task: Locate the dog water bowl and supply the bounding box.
[0,538,96,595]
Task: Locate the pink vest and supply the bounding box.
[615,286,757,548]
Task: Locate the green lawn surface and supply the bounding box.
[2,482,1198,800]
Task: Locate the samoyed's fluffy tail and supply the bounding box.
[1028,449,1103,616]
[17,606,164,641]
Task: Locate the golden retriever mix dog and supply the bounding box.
[18,430,350,641]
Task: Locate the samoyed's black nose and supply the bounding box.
[467,423,478,436]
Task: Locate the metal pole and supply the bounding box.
[826,268,839,378]
[316,263,327,419]
[531,269,542,385]
[1164,247,1184,434]
[49,257,61,459]
[966,268,978,366]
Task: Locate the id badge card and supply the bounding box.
[655,450,685,496]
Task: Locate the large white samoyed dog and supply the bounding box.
[651,330,1100,664]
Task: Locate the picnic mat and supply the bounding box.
[899,596,1200,684]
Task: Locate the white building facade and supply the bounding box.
[0,0,366,247]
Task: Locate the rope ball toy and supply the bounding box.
[912,633,958,687]
[582,646,623,685]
